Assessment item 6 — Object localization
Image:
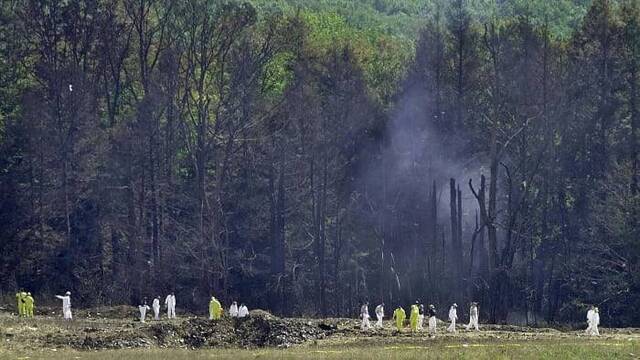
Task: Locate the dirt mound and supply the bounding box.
[34,310,336,350]
[166,312,334,348]
[78,328,154,349]
[234,312,330,348]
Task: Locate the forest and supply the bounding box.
[0,0,638,327]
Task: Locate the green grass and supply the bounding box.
[1,339,638,359]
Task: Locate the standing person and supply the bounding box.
[55,291,72,320]
[374,303,385,328]
[591,307,600,336]
[214,298,223,319]
[209,296,222,320]
[16,291,23,317]
[466,302,479,331]
[152,297,161,320]
[209,296,216,320]
[139,299,150,323]
[585,306,595,335]
[447,303,458,333]
[427,304,437,334]
[418,303,425,330]
[229,301,239,317]
[410,303,419,332]
[360,302,371,330]
[171,293,177,318]
[238,304,249,318]
[393,306,406,331]
[164,294,171,318]
[25,292,35,318]
[165,293,176,319]
[20,291,27,317]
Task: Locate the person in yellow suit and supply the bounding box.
[393,306,406,332]
[410,303,419,332]
[20,291,27,317]
[209,296,223,320]
[215,298,223,319]
[25,292,34,317]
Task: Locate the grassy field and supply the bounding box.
[1,339,639,360]
[1,308,639,359]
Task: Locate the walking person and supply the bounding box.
[465,302,479,331]
[375,303,385,328]
[360,302,371,330]
[427,304,437,335]
[393,305,406,332]
[447,303,458,333]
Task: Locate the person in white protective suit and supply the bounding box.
[591,307,600,336]
[229,301,239,317]
[238,303,249,318]
[585,306,595,335]
[55,291,73,320]
[165,293,176,319]
[374,303,385,328]
[360,302,371,330]
[466,302,479,331]
[447,303,458,333]
[418,303,425,330]
[152,296,161,320]
[139,299,150,323]
[427,304,437,334]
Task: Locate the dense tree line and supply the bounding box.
[0,0,638,326]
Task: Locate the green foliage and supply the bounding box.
[243,0,599,106]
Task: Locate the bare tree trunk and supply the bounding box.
[62,159,72,244]
[630,48,639,195]
[430,180,438,276]
[126,159,138,302]
[319,152,328,316]
[270,144,286,313]
[450,179,458,267]
[149,138,160,275]
[334,196,344,315]
[488,142,499,271]
[457,184,464,301]
[450,178,464,296]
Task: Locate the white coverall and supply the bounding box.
[229,302,239,317]
[55,293,72,320]
[591,309,600,336]
[418,305,425,330]
[165,294,176,319]
[447,306,458,332]
[375,304,384,328]
[139,304,150,323]
[466,305,479,331]
[585,308,594,334]
[152,298,160,320]
[428,312,437,334]
[361,304,371,330]
[238,305,249,318]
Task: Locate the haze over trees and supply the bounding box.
[0,0,638,326]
